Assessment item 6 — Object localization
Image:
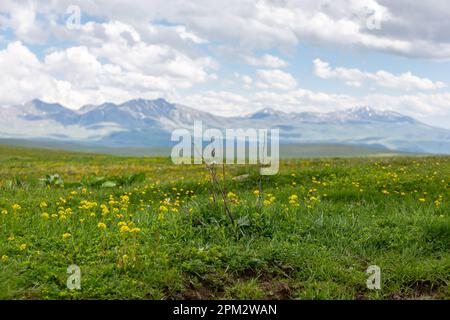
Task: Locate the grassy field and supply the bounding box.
[0,144,449,299]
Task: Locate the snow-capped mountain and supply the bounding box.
[0,98,449,154]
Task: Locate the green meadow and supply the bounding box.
[0,144,449,299]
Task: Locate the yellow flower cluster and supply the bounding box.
[100,204,110,216]
[118,221,141,234]
[79,200,98,210]
[263,194,276,206]
[62,232,72,239]
[57,207,73,220]
[97,222,107,229]
[226,191,239,204]
[288,194,299,206]
[434,195,443,207]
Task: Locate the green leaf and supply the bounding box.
[127,172,145,185]
[237,215,250,227]
[101,181,117,188]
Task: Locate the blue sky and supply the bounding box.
[1,0,450,128]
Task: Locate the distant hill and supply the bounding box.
[1,98,450,154]
[0,139,411,159]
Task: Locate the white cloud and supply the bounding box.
[314,58,447,91]
[174,25,208,44]
[234,73,253,88]
[178,87,450,129]
[243,54,288,68]
[0,0,450,129]
[0,1,47,44]
[0,19,217,108]
[67,21,217,83]
[3,0,450,59]
[176,90,252,116]
[0,41,64,105]
[251,88,358,113]
[256,69,297,90]
[47,0,450,59]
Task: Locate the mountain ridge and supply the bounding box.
[0,98,449,154]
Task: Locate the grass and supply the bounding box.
[0,144,449,300]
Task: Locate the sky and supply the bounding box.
[1,0,450,128]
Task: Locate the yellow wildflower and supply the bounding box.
[227,191,237,198]
[97,222,107,229]
[100,204,109,215]
[62,233,72,239]
[288,194,299,205]
[120,225,130,233]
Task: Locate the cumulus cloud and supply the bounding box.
[243,54,288,68]
[34,0,449,59]
[256,69,298,90]
[0,19,217,108]
[180,87,450,129]
[0,0,450,128]
[313,58,447,91]
[0,1,48,44]
[234,73,253,88]
[176,90,252,116]
[3,0,450,58]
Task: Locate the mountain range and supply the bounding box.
[0,98,449,154]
